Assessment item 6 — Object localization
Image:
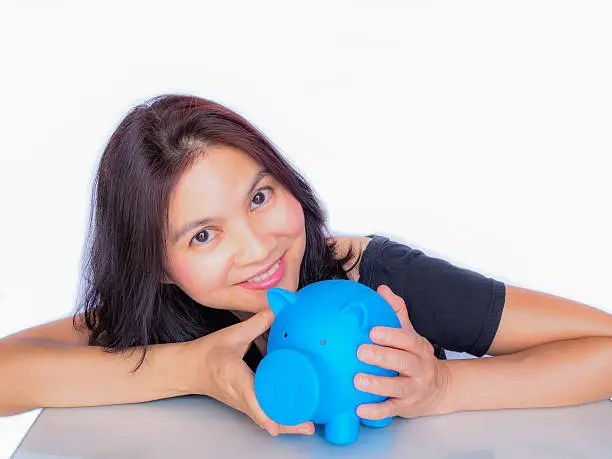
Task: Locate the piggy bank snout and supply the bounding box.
[254,349,320,426]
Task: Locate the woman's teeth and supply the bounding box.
[246,260,281,283]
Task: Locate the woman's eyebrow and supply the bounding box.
[171,169,271,244]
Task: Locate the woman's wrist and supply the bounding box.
[147,341,200,397]
[430,359,458,416]
[170,338,213,397]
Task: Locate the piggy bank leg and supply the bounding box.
[360,417,392,428]
[325,412,360,445]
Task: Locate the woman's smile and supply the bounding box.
[236,254,286,290]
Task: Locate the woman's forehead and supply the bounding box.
[166,147,266,235]
[177,147,260,197]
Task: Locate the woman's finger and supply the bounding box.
[246,398,280,436]
[358,343,421,376]
[357,399,399,420]
[235,369,279,435]
[369,326,434,357]
[242,375,314,436]
[377,285,413,331]
[278,421,315,435]
[354,373,414,398]
[229,310,275,352]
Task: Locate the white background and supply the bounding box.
[1,1,611,457]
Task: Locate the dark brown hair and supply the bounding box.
[76,94,359,370]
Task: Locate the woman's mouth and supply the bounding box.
[237,256,285,290]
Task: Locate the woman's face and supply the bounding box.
[164,145,306,313]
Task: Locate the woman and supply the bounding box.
[1,95,611,437]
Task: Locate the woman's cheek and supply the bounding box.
[291,197,306,232]
[273,193,305,236]
[167,257,195,291]
[168,254,211,294]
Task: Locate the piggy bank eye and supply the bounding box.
[320,339,327,345]
[283,332,288,338]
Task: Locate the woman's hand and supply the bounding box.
[354,285,453,419]
[187,310,315,436]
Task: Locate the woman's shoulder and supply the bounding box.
[328,235,372,258]
[328,235,373,282]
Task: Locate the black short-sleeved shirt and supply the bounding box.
[358,234,506,359]
[243,234,507,370]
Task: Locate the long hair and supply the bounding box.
[76,94,359,370]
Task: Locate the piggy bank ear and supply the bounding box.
[267,288,297,316]
[340,302,368,331]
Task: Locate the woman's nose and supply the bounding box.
[233,223,274,266]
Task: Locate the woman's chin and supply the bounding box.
[226,272,299,315]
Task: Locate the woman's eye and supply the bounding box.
[191,228,216,246]
[251,187,273,208]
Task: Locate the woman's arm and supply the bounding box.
[355,285,612,420]
[0,312,313,436]
[0,331,190,416]
[2,315,90,346]
[487,285,612,355]
[441,285,612,412]
[444,335,612,413]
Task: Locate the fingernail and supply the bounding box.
[371,328,386,340]
[359,347,374,360]
[299,426,311,434]
[382,285,392,296]
[357,375,369,387]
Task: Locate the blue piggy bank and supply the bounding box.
[254,279,402,445]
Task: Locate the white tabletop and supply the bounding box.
[11,351,612,458]
[11,393,612,458]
